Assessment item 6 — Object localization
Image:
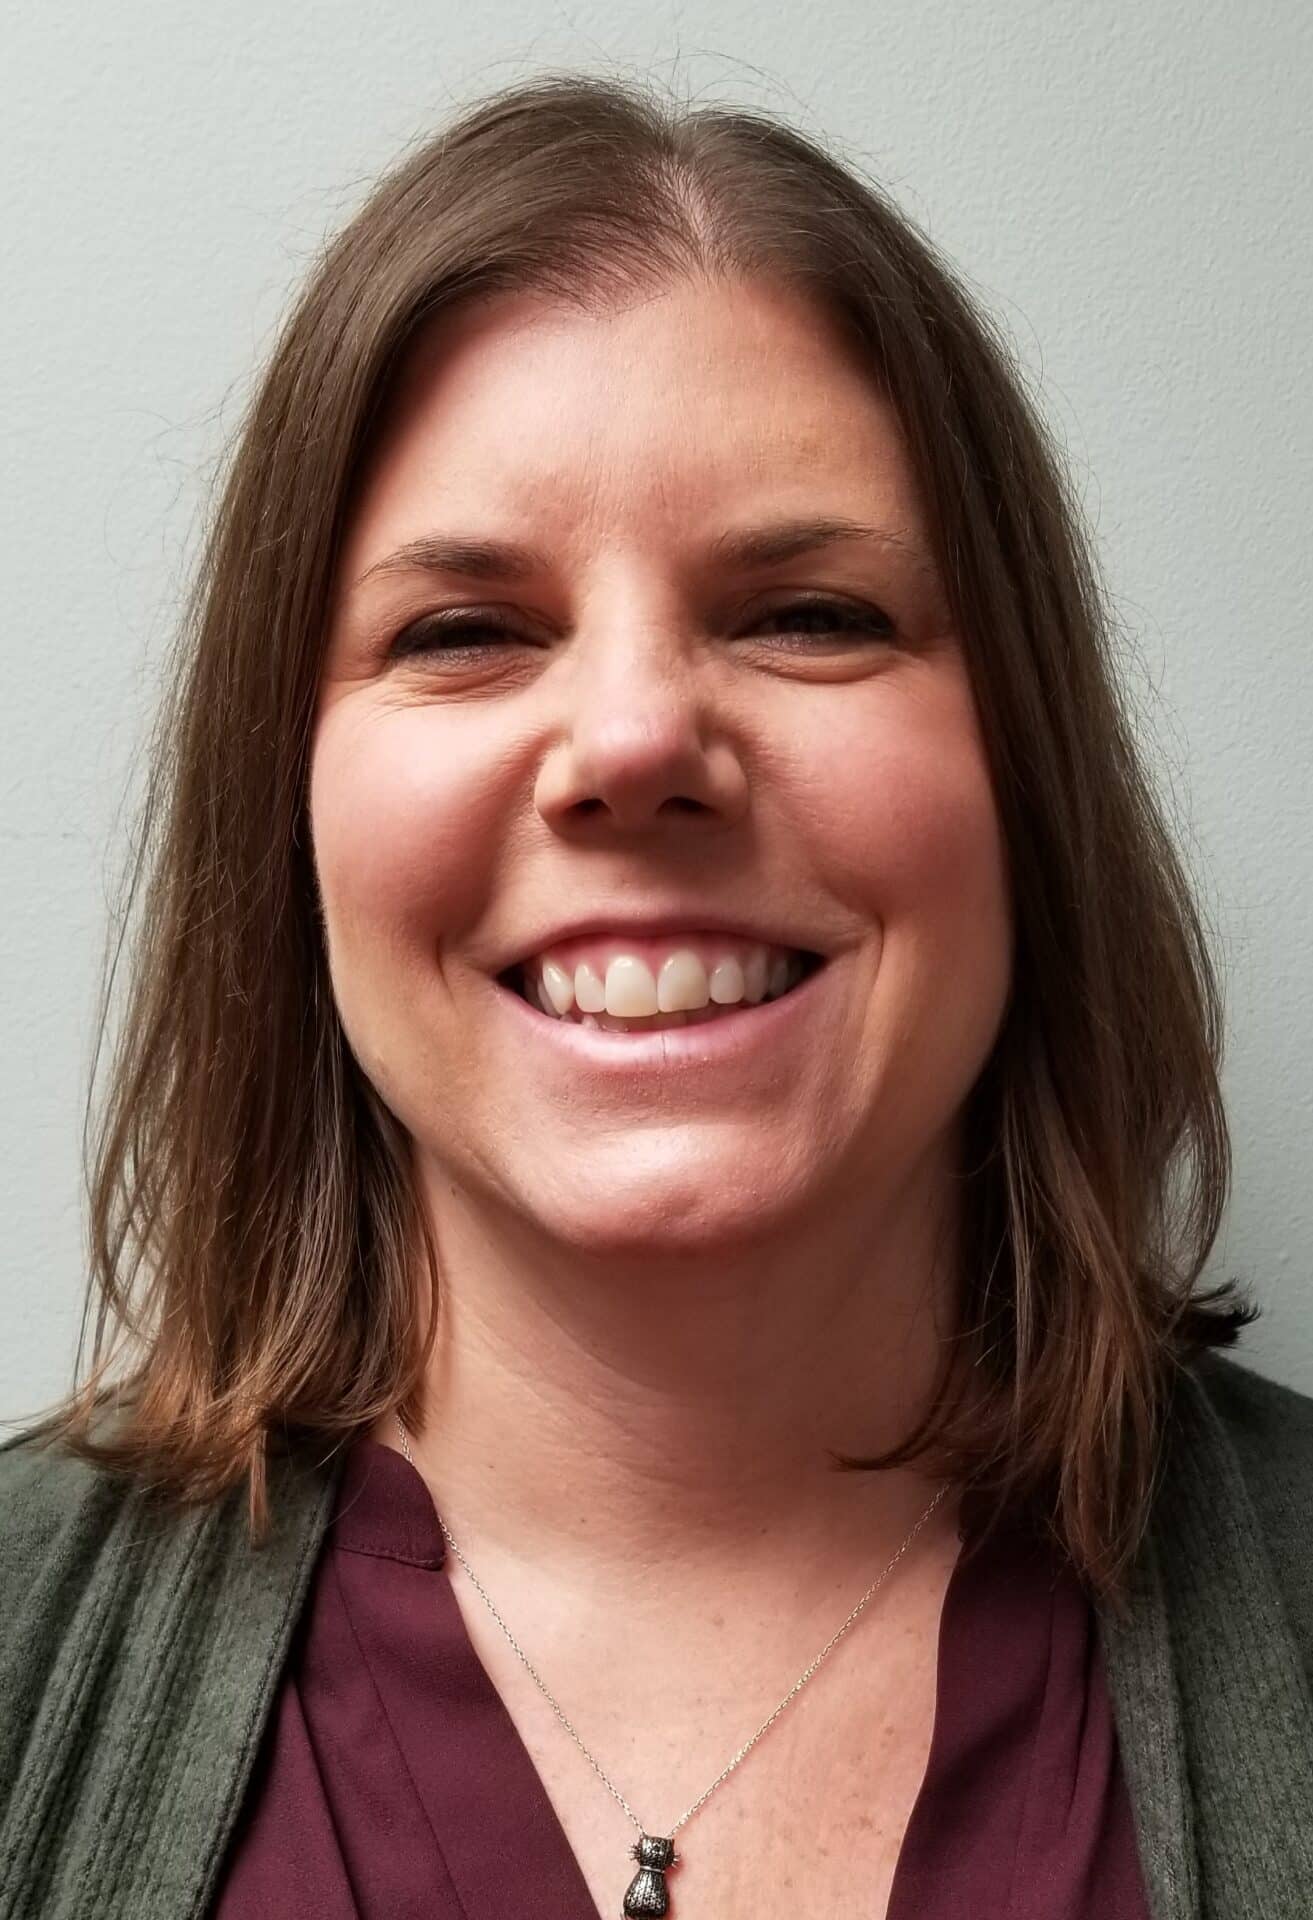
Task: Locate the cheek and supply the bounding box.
[792,685,1014,1127]
[307,706,513,956]
[795,689,1011,944]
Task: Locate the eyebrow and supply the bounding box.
[351,515,938,591]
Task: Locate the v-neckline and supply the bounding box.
[328,1438,1083,1920]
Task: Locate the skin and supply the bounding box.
[311,274,1013,1670]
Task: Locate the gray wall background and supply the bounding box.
[4,1,1309,1423]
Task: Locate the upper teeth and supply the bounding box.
[526,943,805,1020]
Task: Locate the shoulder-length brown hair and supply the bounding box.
[13,70,1255,1609]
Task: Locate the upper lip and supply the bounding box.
[493,911,828,974]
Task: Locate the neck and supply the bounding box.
[376,1144,971,1613]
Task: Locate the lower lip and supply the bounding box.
[491,961,831,1071]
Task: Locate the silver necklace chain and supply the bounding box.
[395,1415,952,1842]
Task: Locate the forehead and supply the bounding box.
[340,278,929,567]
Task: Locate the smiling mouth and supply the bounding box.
[499,948,825,1036]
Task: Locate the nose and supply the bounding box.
[533,619,749,836]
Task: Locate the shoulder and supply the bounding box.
[0,1414,342,1667]
[1184,1348,1313,1645]
[0,1417,345,1903]
[0,1411,344,1584]
[1188,1347,1313,1482]
[0,1416,153,1723]
[0,1416,153,1818]
[0,1416,135,1585]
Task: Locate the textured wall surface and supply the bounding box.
[3,0,1310,1421]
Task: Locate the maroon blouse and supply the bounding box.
[210,1437,1151,1918]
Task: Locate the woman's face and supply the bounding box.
[312,276,1013,1256]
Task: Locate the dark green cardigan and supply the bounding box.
[2,1349,1312,1918]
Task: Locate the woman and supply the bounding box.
[2,70,1310,1920]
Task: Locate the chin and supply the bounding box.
[520,1150,814,1257]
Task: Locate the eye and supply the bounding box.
[384,594,896,662]
[386,611,522,660]
[748,597,895,644]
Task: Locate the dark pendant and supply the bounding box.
[622,1832,679,1915]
